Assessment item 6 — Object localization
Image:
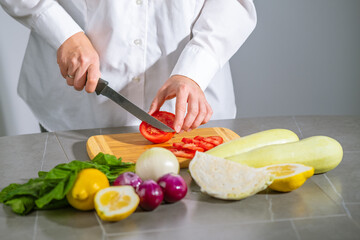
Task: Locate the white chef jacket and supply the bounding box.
[0,0,256,131]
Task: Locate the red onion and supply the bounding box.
[113,172,143,189]
[136,180,164,211]
[157,173,187,203]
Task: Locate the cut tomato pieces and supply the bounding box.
[202,136,224,146]
[182,143,205,152]
[169,148,196,159]
[172,142,185,149]
[168,135,224,159]
[139,111,175,144]
[194,136,204,141]
[197,141,215,151]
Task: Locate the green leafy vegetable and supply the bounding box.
[0,153,134,215]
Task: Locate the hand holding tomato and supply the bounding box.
[148,75,213,133]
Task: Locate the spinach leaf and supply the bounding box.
[0,153,134,215]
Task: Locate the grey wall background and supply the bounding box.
[1,0,360,137]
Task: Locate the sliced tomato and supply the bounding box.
[181,137,195,144]
[197,140,215,151]
[202,136,224,146]
[169,148,196,159]
[181,136,217,151]
[194,136,204,141]
[182,143,205,152]
[139,111,175,144]
[172,142,185,149]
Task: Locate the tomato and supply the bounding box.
[182,143,205,152]
[182,137,214,151]
[172,142,185,149]
[139,111,176,143]
[168,135,224,159]
[202,136,224,146]
[169,148,196,159]
[196,140,215,151]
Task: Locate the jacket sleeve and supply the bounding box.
[171,0,257,91]
[0,0,83,50]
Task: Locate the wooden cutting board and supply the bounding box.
[86,127,240,168]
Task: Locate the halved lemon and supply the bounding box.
[94,186,139,221]
[263,163,314,192]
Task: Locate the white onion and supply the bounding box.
[135,147,180,181]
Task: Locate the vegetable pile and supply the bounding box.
[0,148,188,222]
[0,153,134,215]
[189,129,343,199]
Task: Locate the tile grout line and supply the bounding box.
[292,116,304,139]
[323,174,353,220]
[54,132,70,163]
[290,219,302,240]
[94,211,107,240]
[32,133,49,240]
[105,213,348,237]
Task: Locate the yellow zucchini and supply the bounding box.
[226,136,343,174]
[206,129,299,159]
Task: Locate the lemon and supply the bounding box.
[263,163,314,192]
[66,168,110,211]
[94,186,139,221]
[189,152,274,200]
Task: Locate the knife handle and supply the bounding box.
[95,78,109,95]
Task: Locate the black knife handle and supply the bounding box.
[95,78,109,95]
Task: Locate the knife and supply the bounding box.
[95,78,174,132]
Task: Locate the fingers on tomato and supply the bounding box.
[139,111,175,144]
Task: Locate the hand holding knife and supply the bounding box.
[95,78,174,133]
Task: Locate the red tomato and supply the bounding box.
[139,111,175,143]
[194,136,204,141]
[172,142,185,149]
[182,136,215,151]
[182,143,205,152]
[202,136,224,146]
[197,140,215,151]
[169,148,196,159]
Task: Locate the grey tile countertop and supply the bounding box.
[1,116,360,240]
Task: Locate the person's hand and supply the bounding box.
[57,32,101,93]
[149,75,213,133]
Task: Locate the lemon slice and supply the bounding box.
[189,152,274,200]
[263,163,314,192]
[94,186,139,221]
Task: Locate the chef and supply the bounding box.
[0,0,256,133]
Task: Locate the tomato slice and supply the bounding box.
[182,143,205,152]
[181,137,195,144]
[197,140,215,151]
[169,148,196,159]
[202,136,224,146]
[182,137,215,150]
[139,111,175,143]
[194,136,204,141]
[172,142,185,149]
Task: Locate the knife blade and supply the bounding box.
[95,78,174,132]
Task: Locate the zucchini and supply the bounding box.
[206,129,299,159]
[226,136,343,174]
